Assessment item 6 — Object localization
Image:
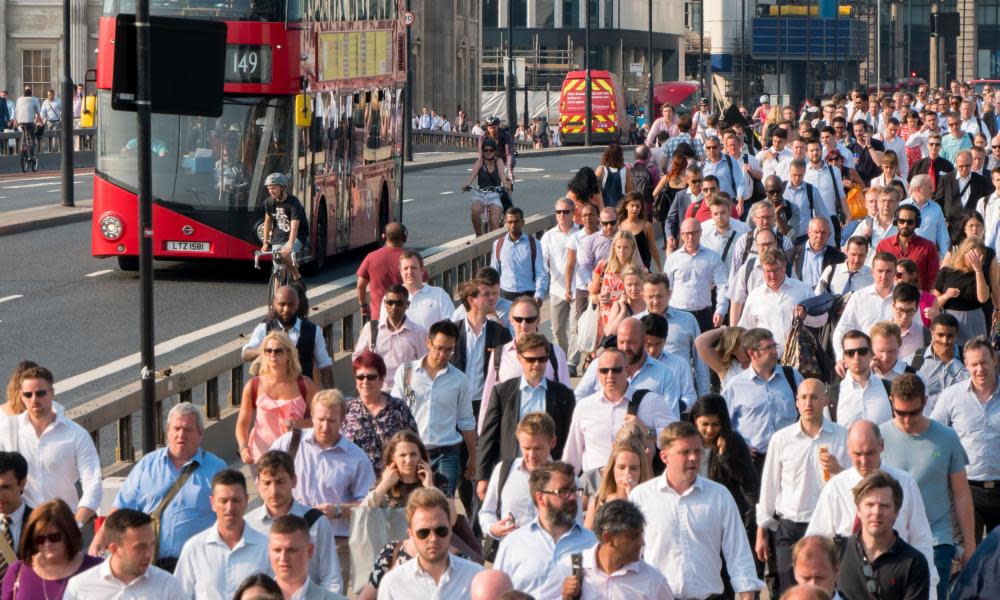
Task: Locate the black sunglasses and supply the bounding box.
[511,315,539,324]
[895,218,916,225]
[263,348,285,355]
[21,390,49,399]
[892,405,923,418]
[354,373,379,381]
[598,366,624,375]
[601,220,617,226]
[555,209,572,215]
[843,347,871,358]
[384,299,407,306]
[414,525,450,540]
[520,354,550,364]
[33,532,63,545]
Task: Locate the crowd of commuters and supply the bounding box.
[6,79,1000,600]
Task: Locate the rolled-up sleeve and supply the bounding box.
[75,428,104,513]
[313,325,333,369]
[457,380,476,432]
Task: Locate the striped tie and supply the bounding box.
[0,516,13,578]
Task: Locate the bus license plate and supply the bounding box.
[166,241,211,253]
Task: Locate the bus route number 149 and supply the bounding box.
[225,45,272,84]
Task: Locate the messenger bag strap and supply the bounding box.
[153,461,199,524]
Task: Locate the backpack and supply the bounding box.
[602,167,625,208]
[631,164,655,210]
[480,458,515,563]
[494,235,537,281]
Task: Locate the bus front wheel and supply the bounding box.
[117,255,139,271]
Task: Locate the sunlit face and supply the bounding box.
[613,450,642,488]
[892,300,917,330]
[843,337,872,376]
[597,351,629,397]
[257,468,296,513]
[753,205,776,230]
[660,434,703,487]
[789,166,805,187]
[931,324,957,357]
[794,548,837,594]
[517,432,555,471]
[622,273,643,301]
[391,441,422,479]
[581,207,598,231]
[964,347,998,391]
[846,242,868,271]
[965,217,985,239]
[613,238,634,263]
[762,261,786,289]
[872,259,896,291]
[211,483,248,530]
[710,203,731,230]
[269,530,313,583]
[642,282,669,314]
[167,413,202,461]
[399,256,423,286]
[409,507,452,564]
[872,334,900,373]
[858,487,899,537]
[311,402,343,446]
[807,221,830,250]
[511,302,540,339]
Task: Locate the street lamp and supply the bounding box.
[584,0,591,146]
[647,0,654,128]
[61,0,74,207]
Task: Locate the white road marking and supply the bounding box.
[85,269,114,278]
[403,198,415,203]
[2,181,62,189]
[0,177,88,190]
[440,191,454,195]
[542,174,551,178]
[0,295,23,304]
[47,189,60,193]
[514,179,525,183]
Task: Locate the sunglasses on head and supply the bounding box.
[414,525,450,540]
[511,315,539,324]
[21,389,49,399]
[843,347,871,358]
[354,373,379,381]
[598,366,624,375]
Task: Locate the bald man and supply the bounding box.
[791,535,839,598]
[469,569,514,600]
[805,420,938,596]
[779,584,831,600]
[757,379,849,594]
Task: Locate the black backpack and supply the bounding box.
[602,167,625,208]
[631,165,654,210]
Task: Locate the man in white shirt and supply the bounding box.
[378,488,482,599]
[396,251,455,331]
[637,274,711,394]
[417,107,432,129]
[0,452,29,581]
[246,451,342,593]
[493,461,596,597]
[890,283,927,362]
[175,469,270,600]
[756,379,849,594]
[738,248,823,354]
[804,140,848,236]
[702,136,747,210]
[727,227,776,325]
[563,347,675,473]
[546,499,672,600]
[960,100,990,138]
[869,321,918,382]
[975,167,1000,249]
[541,197,579,353]
[758,128,794,180]
[791,536,841,599]
[664,217,729,331]
[701,194,750,274]
[0,366,101,526]
[832,252,897,360]
[831,330,893,426]
[269,514,347,600]
[816,236,874,312]
[805,420,938,594]
[64,509,186,600]
[629,421,763,599]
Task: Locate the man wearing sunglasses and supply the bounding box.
[353,284,427,393]
[900,175,950,257]
[832,252,897,361]
[562,347,674,474]
[836,471,931,600]
[987,139,1000,171]
[877,202,940,291]
[830,330,894,426]
[0,366,101,531]
[881,374,976,599]
[541,197,579,359]
[379,488,482,598]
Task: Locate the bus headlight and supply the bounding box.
[100,214,124,241]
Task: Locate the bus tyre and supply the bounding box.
[117,255,139,271]
[303,209,327,275]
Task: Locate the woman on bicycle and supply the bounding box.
[461,138,511,236]
[479,116,515,180]
[236,331,315,465]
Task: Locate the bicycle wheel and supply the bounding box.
[267,268,281,309]
[30,154,38,172]
[20,153,27,173]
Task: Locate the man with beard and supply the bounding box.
[875,204,939,292]
[492,461,596,597]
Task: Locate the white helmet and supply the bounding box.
[264,172,288,187]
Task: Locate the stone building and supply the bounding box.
[408,0,482,121]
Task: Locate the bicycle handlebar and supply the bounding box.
[254,249,298,270]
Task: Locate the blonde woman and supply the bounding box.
[583,438,653,530]
[616,192,662,271]
[603,266,647,334]
[589,230,646,333]
[934,236,995,343]
[695,326,749,391]
[236,331,315,463]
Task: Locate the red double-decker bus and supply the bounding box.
[91,0,405,271]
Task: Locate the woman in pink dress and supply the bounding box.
[589,230,646,338]
[236,330,315,464]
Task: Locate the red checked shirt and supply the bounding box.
[876,234,941,292]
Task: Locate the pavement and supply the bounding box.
[0,148,605,409]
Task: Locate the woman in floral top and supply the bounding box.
[588,230,646,336]
[340,351,418,476]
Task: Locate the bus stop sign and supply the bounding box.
[112,15,226,117]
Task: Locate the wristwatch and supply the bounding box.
[333,504,343,519]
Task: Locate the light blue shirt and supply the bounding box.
[491,233,547,297]
[113,447,227,559]
[634,307,710,395]
[174,521,271,600]
[703,154,746,200]
[902,198,951,256]
[800,246,826,288]
[917,347,969,412]
[519,376,548,417]
[464,320,488,400]
[941,132,973,163]
[931,379,1000,482]
[785,182,832,237]
[723,365,802,453]
[494,519,597,597]
[654,350,698,411]
[574,353,680,420]
[390,360,476,447]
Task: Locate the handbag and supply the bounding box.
[348,500,408,595]
[576,303,601,370]
[781,317,823,380]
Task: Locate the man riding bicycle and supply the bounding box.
[461,138,512,235]
[260,172,308,281]
[14,87,42,153]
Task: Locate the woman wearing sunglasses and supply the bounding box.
[235,331,315,465]
[341,351,417,476]
[0,499,101,600]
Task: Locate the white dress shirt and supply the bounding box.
[0,411,102,513]
[562,389,675,473]
[541,223,580,299]
[390,360,475,448]
[629,475,763,598]
[398,284,455,332]
[541,545,674,600]
[495,519,597,598]
[757,147,794,180]
[931,379,1000,481]
[701,219,750,273]
[832,284,895,359]
[738,277,822,355]
[246,501,343,593]
[270,432,376,537]
[975,192,1000,249]
[834,373,893,427]
[815,264,874,297]
[725,257,765,314]
[376,553,483,599]
[462,319,488,400]
[663,246,728,313]
[877,134,910,179]
[64,560,186,600]
[652,350,698,409]
[174,521,270,600]
[574,354,681,419]
[805,464,938,593]
[756,420,849,528]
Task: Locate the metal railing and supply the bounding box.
[410,130,533,151]
[68,213,557,473]
[0,127,95,155]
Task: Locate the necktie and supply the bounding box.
[842,270,857,295]
[0,516,13,578]
[929,164,937,192]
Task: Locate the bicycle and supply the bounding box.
[464,185,509,236]
[254,248,298,309]
[18,125,38,173]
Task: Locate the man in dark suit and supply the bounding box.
[786,217,846,288]
[908,132,953,195]
[476,332,575,496]
[0,451,31,579]
[451,278,513,418]
[933,149,993,237]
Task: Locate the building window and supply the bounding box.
[512,0,527,26]
[563,0,579,27]
[22,49,53,94]
[603,0,613,28]
[484,0,498,27]
[537,0,555,27]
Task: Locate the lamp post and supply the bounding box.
[404,0,413,161]
[506,0,516,129]
[60,0,73,207]
[647,0,654,125]
[584,0,592,146]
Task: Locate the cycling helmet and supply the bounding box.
[264,172,288,187]
[485,116,501,127]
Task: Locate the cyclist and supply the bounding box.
[260,172,308,281]
[461,138,512,235]
[14,87,42,158]
[479,115,515,182]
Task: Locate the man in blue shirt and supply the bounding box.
[491,207,546,303]
[88,403,227,572]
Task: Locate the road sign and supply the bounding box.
[403,11,415,26]
[629,62,644,74]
